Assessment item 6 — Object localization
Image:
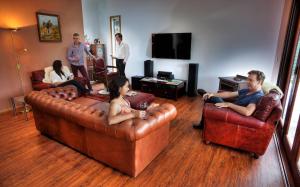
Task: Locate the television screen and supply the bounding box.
[152,33,191,59]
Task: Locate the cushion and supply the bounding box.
[253,92,281,121]
[262,81,283,98]
[125,92,155,110]
[43,66,71,83]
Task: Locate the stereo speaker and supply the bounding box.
[187,63,199,97]
[131,76,144,90]
[144,60,153,77]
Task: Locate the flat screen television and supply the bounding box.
[152,33,191,59]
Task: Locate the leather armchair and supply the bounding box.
[93,59,119,86]
[202,92,282,158]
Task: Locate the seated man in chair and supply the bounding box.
[194,70,265,129]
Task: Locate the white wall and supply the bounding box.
[81,0,101,42]
[83,0,284,92]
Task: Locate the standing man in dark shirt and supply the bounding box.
[67,33,94,91]
[194,70,265,129]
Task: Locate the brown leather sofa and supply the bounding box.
[202,91,282,158]
[25,86,177,177]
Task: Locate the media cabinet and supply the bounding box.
[139,77,186,100]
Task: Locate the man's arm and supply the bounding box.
[204,91,238,100]
[84,45,94,57]
[215,102,256,116]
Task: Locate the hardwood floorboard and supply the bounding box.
[0,96,285,187]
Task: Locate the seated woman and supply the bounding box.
[108,76,158,125]
[49,60,90,94]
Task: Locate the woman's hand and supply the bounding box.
[147,103,159,110]
[133,110,146,119]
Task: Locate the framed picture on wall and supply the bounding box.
[109,15,121,67]
[36,12,62,42]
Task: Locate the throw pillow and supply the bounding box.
[42,66,53,83]
[253,92,281,121]
[262,81,284,98]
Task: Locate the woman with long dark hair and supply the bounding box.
[49,60,90,94]
[107,76,158,125]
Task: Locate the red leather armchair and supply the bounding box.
[202,92,282,158]
[31,69,88,91]
[93,59,119,86]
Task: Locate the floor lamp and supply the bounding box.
[9,28,30,120]
[10,28,27,96]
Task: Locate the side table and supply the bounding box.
[218,75,248,91]
[10,96,30,120]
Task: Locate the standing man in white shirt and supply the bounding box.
[112,33,130,77]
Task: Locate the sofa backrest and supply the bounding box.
[42,85,79,101]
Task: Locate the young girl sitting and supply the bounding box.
[108,76,158,125]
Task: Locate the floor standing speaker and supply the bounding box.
[187,63,199,97]
[144,60,153,77]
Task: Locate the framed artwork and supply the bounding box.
[109,15,121,67]
[36,12,62,42]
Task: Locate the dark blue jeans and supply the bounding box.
[206,96,224,104]
[198,97,224,126]
[58,80,89,94]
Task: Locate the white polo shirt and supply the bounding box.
[116,41,130,62]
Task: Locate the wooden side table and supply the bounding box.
[218,75,248,91]
[10,96,30,120]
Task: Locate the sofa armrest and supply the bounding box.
[266,104,283,125]
[204,103,265,129]
[32,83,53,91]
[133,103,177,140]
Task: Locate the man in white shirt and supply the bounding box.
[112,33,130,77]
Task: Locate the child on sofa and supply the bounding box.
[108,76,158,125]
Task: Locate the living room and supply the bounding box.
[0,0,299,186]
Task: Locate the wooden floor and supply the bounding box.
[0,96,285,187]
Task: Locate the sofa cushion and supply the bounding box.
[125,92,155,110]
[262,82,283,98]
[253,92,281,121]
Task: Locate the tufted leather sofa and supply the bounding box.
[31,69,88,91]
[25,86,177,177]
[202,91,282,158]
